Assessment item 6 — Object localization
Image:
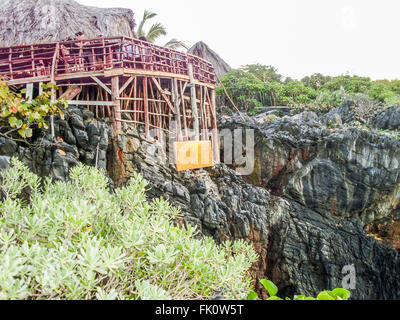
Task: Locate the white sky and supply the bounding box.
[77,0,400,80]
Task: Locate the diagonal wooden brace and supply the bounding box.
[150,76,175,113]
[91,76,112,95]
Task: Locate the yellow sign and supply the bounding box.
[174,141,214,171]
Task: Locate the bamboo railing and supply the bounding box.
[0,36,216,85]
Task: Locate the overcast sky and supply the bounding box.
[78,0,400,80]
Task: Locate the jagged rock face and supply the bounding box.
[373,105,400,130]
[188,41,232,79]
[220,111,400,249]
[0,107,111,182]
[3,102,400,299]
[107,117,400,299]
[0,0,136,46]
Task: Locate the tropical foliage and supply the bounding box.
[247,279,351,301]
[0,80,66,140]
[0,159,257,300]
[217,64,400,113]
[136,10,188,50]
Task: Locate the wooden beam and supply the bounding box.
[143,77,149,138]
[173,78,183,141]
[150,77,175,113]
[111,76,121,134]
[66,100,115,106]
[59,86,82,100]
[188,64,200,141]
[110,68,217,89]
[211,88,220,163]
[176,82,188,106]
[25,83,33,102]
[91,76,112,95]
[133,77,137,123]
[6,76,51,86]
[119,76,135,95]
[179,81,189,141]
[50,43,59,138]
[201,86,208,141]
[55,72,104,81]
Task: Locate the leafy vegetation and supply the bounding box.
[0,159,257,300]
[136,10,188,50]
[0,80,66,140]
[218,64,400,113]
[247,279,351,301]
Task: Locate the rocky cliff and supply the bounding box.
[0,0,136,46]
[2,101,400,299]
[114,105,395,299]
[106,105,400,299]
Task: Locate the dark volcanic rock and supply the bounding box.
[268,199,400,299]
[0,108,111,181]
[0,137,18,156]
[107,117,400,299]
[219,112,400,244]
[372,106,400,130]
[0,155,10,171]
[3,99,400,299]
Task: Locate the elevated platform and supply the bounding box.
[0,37,220,165]
[0,36,216,87]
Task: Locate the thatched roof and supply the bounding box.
[0,0,136,47]
[188,41,232,80]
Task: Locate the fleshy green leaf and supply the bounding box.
[316,291,335,300]
[331,288,351,300]
[247,291,258,300]
[260,279,278,297]
[8,116,18,127]
[17,127,33,138]
[266,296,283,300]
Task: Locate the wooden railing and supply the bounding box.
[0,37,216,85]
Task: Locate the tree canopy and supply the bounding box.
[217,64,400,113]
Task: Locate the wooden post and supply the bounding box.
[25,83,33,102]
[50,43,59,138]
[202,86,209,141]
[172,78,183,141]
[179,81,189,141]
[111,76,121,134]
[188,63,199,141]
[143,76,149,138]
[211,88,220,163]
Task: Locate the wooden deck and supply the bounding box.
[0,36,216,87]
[0,37,220,163]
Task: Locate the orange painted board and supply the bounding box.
[174,141,214,171]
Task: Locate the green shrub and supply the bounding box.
[314,90,345,110]
[384,95,400,108]
[0,159,258,300]
[247,279,351,301]
[0,80,66,139]
[217,65,400,115]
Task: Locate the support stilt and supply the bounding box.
[211,88,220,163]
[188,64,200,141]
[111,76,121,134]
[143,77,149,138]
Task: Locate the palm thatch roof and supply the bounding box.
[0,0,136,47]
[188,41,232,80]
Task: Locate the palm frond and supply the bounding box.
[164,38,189,51]
[137,10,158,38]
[146,22,167,43]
